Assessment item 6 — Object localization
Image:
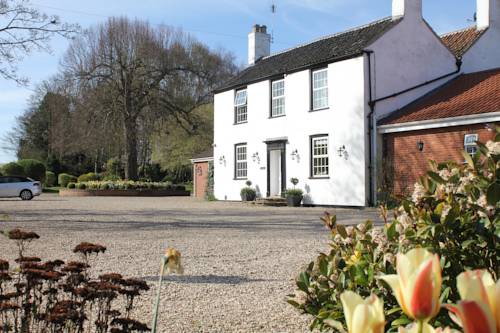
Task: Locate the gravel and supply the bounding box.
[0,195,380,332]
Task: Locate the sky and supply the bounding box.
[0,0,478,163]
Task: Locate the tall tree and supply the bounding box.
[0,0,79,84]
[62,17,235,180]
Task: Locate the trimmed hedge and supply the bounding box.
[18,159,46,181]
[77,172,99,183]
[58,173,77,187]
[45,171,56,187]
[2,162,25,176]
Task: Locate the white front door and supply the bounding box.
[269,149,281,197]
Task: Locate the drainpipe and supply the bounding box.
[363,50,462,206]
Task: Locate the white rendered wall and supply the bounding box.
[368,18,458,120]
[213,56,367,206]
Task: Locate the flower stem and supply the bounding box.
[417,320,423,333]
[151,256,168,333]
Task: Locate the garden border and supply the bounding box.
[59,189,190,197]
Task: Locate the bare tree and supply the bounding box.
[62,17,235,180]
[0,0,79,84]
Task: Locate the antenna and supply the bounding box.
[270,3,276,44]
[467,12,477,23]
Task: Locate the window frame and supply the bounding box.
[234,143,248,180]
[310,68,329,111]
[234,88,248,124]
[310,134,330,178]
[270,78,285,118]
[464,134,479,157]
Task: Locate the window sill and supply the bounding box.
[269,114,286,119]
[308,176,330,179]
[309,107,330,113]
[233,178,248,181]
[233,121,248,125]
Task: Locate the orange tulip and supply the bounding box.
[380,248,442,321]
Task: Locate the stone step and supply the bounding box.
[254,197,287,207]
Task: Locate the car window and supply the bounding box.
[7,177,28,183]
[0,177,8,184]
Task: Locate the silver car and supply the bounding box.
[0,176,42,200]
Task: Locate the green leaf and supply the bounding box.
[391,318,412,327]
[486,182,500,206]
[337,224,348,238]
[428,171,446,184]
[286,300,301,308]
[462,151,476,169]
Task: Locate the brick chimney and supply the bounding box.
[248,24,271,65]
[477,0,499,29]
[392,0,423,20]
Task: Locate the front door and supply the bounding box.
[266,140,286,197]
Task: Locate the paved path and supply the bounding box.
[0,195,380,332]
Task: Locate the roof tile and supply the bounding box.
[441,26,486,57]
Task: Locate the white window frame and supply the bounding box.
[234,89,248,124]
[464,134,479,157]
[235,143,248,179]
[311,135,329,177]
[311,68,329,111]
[271,79,285,117]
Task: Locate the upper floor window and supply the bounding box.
[271,79,285,117]
[311,68,328,110]
[311,135,329,177]
[235,143,248,179]
[234,89,248,124]
[464,134,478,157]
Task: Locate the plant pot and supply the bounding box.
[241,192,256,201]
[286,195,303,207]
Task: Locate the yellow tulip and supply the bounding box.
[380,248,442,321]
[340,291,385,333]
[165,247,184,275]
[444,270,499,333]
[398,323,459,333]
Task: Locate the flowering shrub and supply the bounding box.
[288,129,499,331]
[0,229,150,332]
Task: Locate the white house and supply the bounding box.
[212,0,500,206]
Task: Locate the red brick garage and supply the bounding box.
[379,68,500,197]
[190,149,213,199]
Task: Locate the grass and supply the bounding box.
[42,186,61,193]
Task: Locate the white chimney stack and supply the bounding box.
[248,24,271,65]
[392,0,422,20]
[477,0,499,29]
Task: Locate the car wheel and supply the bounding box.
[20,190,33,201]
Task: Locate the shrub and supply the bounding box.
[76,182,87,190]
[100,182,111,190]
[106,157,122,176]
[67,182,76,189]
[288,130,500,331]
[285,189,303,197]
[2,161,25,176]
[77,172,99,183]
[58,173,77,187]
[45,171,56,187]
[102,173,121,181]
[18,159,46,181]
[0,229,150,332]
[240,187,256,201]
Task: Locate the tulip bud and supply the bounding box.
[340,291,385,333]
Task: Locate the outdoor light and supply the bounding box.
[291,149,299,160]
[252,152,260,163]
[337,145,346,157]
[417,140,424,152]
[218,155,226,165]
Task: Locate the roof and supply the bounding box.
[379,68,500,125]
[440,26,486,58]
[215,17,402,93]
[191,148,214,161]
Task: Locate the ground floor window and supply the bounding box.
[464,133,478,156]
[310,135,329,177]
[235,143,247,179]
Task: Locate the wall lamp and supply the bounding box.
[417,140,424,152]
[252,152,260,163]
[337,145,349,160]
[218,155,226,165]
[291,149,299,160]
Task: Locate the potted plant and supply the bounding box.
[240,180,256,201]
[286,178,303,207]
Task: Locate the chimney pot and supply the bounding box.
[392,0,422,20]
[477,0,499,29]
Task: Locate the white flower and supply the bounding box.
[411,183,426,204]
[485,140,500,156]
[438,169,452,181]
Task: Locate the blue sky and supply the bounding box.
[0,0,478,163]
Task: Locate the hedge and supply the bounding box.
[77,172,99,183]
[58,173,77,187]
[2,162,25,176]
[45,171,56,187]
[18,159,46,181]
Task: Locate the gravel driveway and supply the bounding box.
[0,195,380,332]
